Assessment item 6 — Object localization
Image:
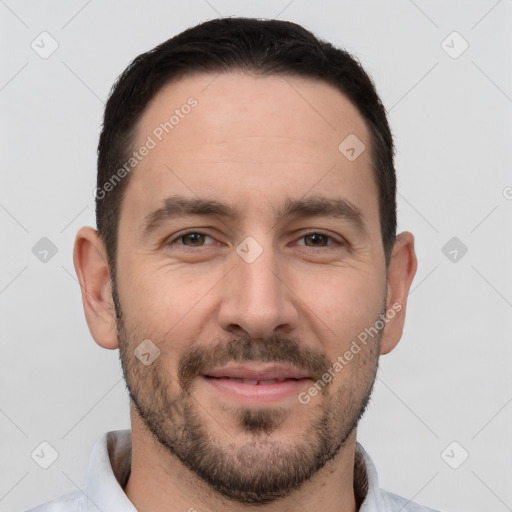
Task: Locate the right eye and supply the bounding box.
[165,231,217,249]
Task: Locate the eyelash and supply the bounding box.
[164,230,344,250]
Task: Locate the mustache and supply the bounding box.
[177,335,332,391]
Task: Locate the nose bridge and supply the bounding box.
[218,234,298,339]
[241,240,281,304]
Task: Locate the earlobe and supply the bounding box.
[380,232,417,355]
[73,226,119,350]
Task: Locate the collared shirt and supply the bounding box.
[27,430,440,511]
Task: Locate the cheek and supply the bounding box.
[118,260,217,350]
[296,266,384,328]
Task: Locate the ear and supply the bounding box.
[380,231,417,355]
[73,226,119,350]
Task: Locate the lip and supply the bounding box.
[204,364,311,381]
[202,364,312,404]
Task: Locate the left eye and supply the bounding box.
[297,233,336,248]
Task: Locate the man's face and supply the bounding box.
[114,73,388,503]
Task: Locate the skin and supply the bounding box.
[73,72,417,512]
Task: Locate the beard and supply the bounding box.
[114,288,382,504]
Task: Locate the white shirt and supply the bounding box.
[27,430,440,511]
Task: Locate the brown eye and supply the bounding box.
[297,232,341,248]
[303,233,331,247]
[165,231,216,249]
[181,233,207,246]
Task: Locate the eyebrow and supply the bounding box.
[140,194,367,236]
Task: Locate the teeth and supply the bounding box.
[239,378,287,385]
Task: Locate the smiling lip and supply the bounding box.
[202,364,312,403]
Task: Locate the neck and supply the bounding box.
[124,408,358,512]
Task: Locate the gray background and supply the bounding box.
[1,1,511,511]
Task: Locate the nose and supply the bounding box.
[217,241,300,340]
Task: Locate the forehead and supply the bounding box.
[136,72,370,159]
[120,72,379,232]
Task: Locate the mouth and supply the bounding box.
[201,364,313,404]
